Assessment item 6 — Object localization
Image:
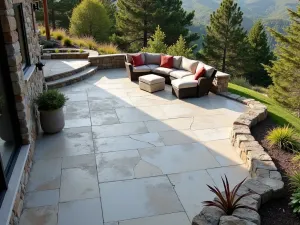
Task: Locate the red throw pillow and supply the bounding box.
[160,55,174,68]
[132,54,144,67]
[194,66,206,80]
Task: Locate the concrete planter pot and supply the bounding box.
[40,107,65,134]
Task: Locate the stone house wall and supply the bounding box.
[0,0,43,224]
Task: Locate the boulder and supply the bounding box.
[233,208,260,225]
[219,216,257,225]
[201,206,225,225]
[243,179,272,204]
[192,214,213,225]
[256,177,284,198]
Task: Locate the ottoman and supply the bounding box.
[139,74,165,93]
[171,79,198,99]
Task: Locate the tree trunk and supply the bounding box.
[222,47,227,72]
[51,8,56,29]
[143,19,147,47]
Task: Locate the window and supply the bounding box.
[0,24,21,205]
[14,4,30,70]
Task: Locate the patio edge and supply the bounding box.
[192,92,284,225]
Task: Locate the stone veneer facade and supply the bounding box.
[192,93,284,225]
[0,0,43,224]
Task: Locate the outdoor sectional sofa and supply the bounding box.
[125,53,217,98]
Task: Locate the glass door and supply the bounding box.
[0,23,21,205]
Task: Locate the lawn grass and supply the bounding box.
[228,83,300,133]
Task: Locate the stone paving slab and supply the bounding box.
[21,68,249,225]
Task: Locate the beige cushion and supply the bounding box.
[139,81,165,93]
[182,75,195,81]
[153,67,175,75]
[145,53,161,65]
[170,70,193,79]
[204,64,215,78]
[147,64,160,71]
[126,53,146,64]
[133,65,151,72]
[172,79,198,89]
[180,57,199,74]
[139,74,165,85]
[173,56,182,69]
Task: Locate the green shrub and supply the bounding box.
[230,77,252,89]
[51,29,67,41]
[267,126,300,152]
[35,90,68,111]
[62,37,72,47]
[97,43,119,54]
[81,36,97,50]
[40,39,56,48]
[167,35,193,58]
[54,49,59,53]
[290,189,300,214]
[251,86,269,95]
[290,171,300,190]
[79,49,84,53]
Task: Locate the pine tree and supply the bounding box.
[247,20,274,87]
[69,0,111,42]
[200,0,252,76]
[167,35,193,58]
[115,0,199,51]
[142,26,168,53]
[100,0,117,33]
[264,6,300,117]
[36,0,80,29]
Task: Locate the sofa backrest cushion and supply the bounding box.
[173,56,182,69]
[180,57,199,74]
[204,64,215,78]
[126,53,145,64]
[145,53,161,65]
[160,55,174,68]
[132,54,145,67]
[196,61,215,78]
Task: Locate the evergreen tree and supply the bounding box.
[69,0,111,42]
[142,26,168,53]
[247,20,274,87]
[115,0,199,51]
[264,6,300,117]
[200,0,252,76]
[100,0,117,33]
[167,35,193,58]
[36,0,80,29]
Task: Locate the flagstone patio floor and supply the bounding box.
[19,68,249,225]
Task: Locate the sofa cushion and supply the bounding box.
[133,65,151,72]
[145,53,161,65]
[194,66,206,80]
[172,79,198,89]
[161,55,173,68]
[173,56,182,69]
[182,75,195,81]
[204,64,215,78]
[139,74,165,85]
[127,53,145,64]
[132,54,144,67]
[153,67,175,75]
[147,64,160,71]
[180,57,199,74]
[170,70,193,79]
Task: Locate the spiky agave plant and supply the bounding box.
[203,176,257,215]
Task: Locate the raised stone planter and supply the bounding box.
[41,48,97,59]
[88,54,126,69]
[192,92,284,225]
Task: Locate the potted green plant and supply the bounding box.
[35,90,68,133]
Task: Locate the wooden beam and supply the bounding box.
[43,0,50,40]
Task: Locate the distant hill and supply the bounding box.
[182,0,298,49]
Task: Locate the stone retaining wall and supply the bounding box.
[192,92,284,225]
[88,54,126,69]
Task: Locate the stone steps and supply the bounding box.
[47,66,98,89]
[45,62,91,82]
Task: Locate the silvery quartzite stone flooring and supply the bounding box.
[19,69,249,225]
